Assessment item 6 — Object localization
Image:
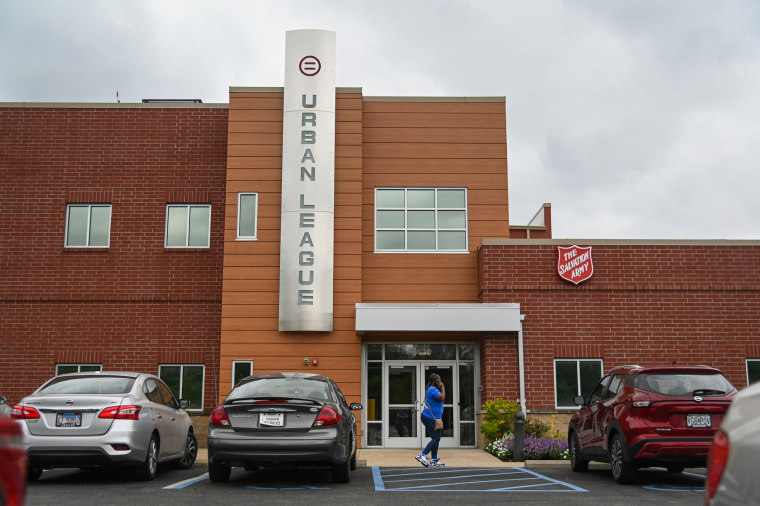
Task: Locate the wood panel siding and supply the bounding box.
[361,98,510,305]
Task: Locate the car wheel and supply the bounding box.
[332,454,351,483]
[569,432,589,472]
[28,465,43,482]
[209,459,231,483]
[134,434,159,481]
[666,464,685,474]
[350,447,357,471]
[174,432,198,469]
[609,432,636,484]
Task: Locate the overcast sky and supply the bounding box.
[2,0,758,239]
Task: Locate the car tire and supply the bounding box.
[350,437,357,471]
[666,464,685,474]
[134,434,159,481]
[609,432,636,484]
[209,459,231,483]
[174,432,198,469]
[569,432,589,472]
[332,454,351,483]
[28,465,43,482]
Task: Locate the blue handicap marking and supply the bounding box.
[245,482,329,490]
[643,484,704,493]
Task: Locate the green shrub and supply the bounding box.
[479,398,521,442]
[524,418,550,438]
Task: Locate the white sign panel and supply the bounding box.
[279,30,336,331]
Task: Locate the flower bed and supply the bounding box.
[486,434,570,461]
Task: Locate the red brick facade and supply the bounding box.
[0,105,228,409]
[478,240,760,411]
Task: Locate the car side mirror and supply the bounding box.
[179,399,190,410]
[574,395,586,406]
[0,396,6,405]
[349,403,363,411]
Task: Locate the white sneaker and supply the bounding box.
[415,452,429,467]
[430,458,446,467]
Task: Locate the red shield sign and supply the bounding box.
[557,245,594,285]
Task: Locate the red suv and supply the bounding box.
[568,365,736,484]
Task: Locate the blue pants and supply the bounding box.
[420,414,441,459]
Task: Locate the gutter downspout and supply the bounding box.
[518,315,527,413]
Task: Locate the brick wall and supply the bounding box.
[0,105,228,409]
[478,241,760,410]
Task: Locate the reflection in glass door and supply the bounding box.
[386,364,420,448]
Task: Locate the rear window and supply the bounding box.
[636,373,734,396]
[228,377,331,402]
[39,376,135,395]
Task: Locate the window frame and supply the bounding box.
[158,364,205,413]
[164,204,211,248]
[55,363,103,375]
[232,360,254,388]
[374,187,469,253]
[64,203,112,248]
[236,192,259,241]
[553,358,604,409]
[747,358,760,385]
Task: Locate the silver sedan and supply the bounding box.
[706,380,760,505]
[12,371,197,481]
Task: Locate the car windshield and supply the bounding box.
[39,376,135,395]
[228,377,331,402]
[636,373,734,396]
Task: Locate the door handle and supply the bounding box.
[156,414,162,419]
[171,416,176,421]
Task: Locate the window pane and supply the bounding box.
[159,365,181,398]
[438,189,466,208]
[56,365,78,375]
[407,189,434,208]
[748,360,760,384]
[377,210,404,228]
[376,189,404,208]
[166,207,188,247]
[89,206,111,247]
[189,206,210,247]
[80,365,102,372]
[407,210,434,228]
[233,362,252,386]
[460,423,475,446]
[367,363,382,421]
[66,206,88,246]
[367,344,382,360]
[438,231,466,250]
[555,361,578,407]
[438,210,466,228]
[458,344,474,361]
[580,361,603,397]
[182,366,204,408]
[459,363,475,420]
[377,231,404,250]
[239,194,257,237]
[407,231,435,249]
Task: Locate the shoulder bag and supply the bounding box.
[423,399,444,431]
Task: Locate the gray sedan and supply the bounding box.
[12,371,197,481]
[706,380,760,505]
[207,372,362,483]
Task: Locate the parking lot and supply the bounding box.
[26,464,706,506]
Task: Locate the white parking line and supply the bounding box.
[163,472,209,489]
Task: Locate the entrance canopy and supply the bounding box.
[355,303,522,333]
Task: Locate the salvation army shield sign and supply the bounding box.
[557,245,594,285]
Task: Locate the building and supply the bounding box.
[2,30,759,449]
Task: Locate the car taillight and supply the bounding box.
[626,392,652,408]
[210,406,231,427]
[11,405,40,420]
[312,406,340,427]
[98,405,142,420]
[706,429,729,502]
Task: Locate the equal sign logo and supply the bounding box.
[299,56,321,76]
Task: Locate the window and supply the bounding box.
[65,204,111,247]
[375,188,468,252]
[746,359,760,385]
[554,359,603,408]
[237,193,258,240]
[165,204,210,248]
[232,360,253,387]
[158,364,204,412]
[56,363,102,375]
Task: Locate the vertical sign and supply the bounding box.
[279,30,336,331]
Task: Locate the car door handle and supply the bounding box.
[171,416,176,421]
[156,414,162,419]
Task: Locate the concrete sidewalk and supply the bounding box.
[193,448,572,468]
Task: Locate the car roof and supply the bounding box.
[608,365,724,375]
[47,371,147,379]
[239,372,329,382]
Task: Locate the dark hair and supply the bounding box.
[427,373,441,388]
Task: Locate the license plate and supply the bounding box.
[686,414,711,428]
[259,413,284,427]
[56,413,82,427]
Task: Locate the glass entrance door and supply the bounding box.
[384,361,458,448]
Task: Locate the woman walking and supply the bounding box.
[416,373,446,467]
